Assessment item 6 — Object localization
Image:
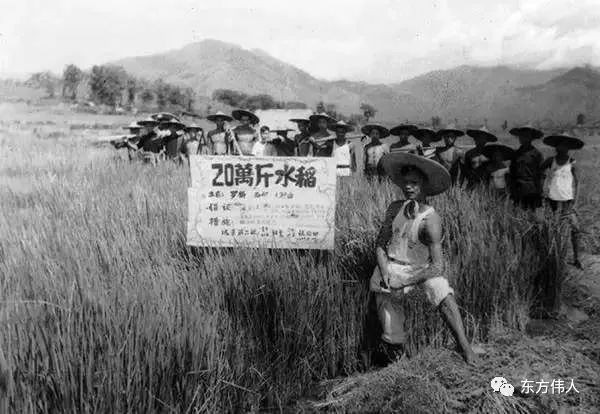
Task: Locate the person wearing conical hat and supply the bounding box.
[389,124,418,154]
[308,112,336,157]
[231,109,259,156]
[331,120,356,176]
[267,128,298,156]
[370,152,477,365]
[290,117,312,156]
[541,132,585,269]
[362,124,391,180]
[508,124,544,210]
[159,119,187,162]
[481,144,515,196]
[136,117,164,154]
[413,127,440,160]
[206,111,234,155]
[112,121,142,150]
[435,124,464,184]
[463,126,498,190]
[182,123,204,158]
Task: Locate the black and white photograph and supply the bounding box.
[1,0,599,412]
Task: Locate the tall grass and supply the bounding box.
[0,134,568,412]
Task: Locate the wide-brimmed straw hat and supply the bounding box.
[160,119,186,130]
[123,121,141,130]
[361,124,390,138]
[309,112,336,124]
[151,112,180,122]
[138,117,159,127]
[184,123,203,131]
[543,132,584,150]
[390,124,418,136]
[481,144,515,160]
[232,109,259,125]
[331,120,354,133]
[206,111,233,123]
[381,152,451,196]
[437,123,464,138]
[466,126,498,142]
[414,127,442,142]
[509,124,543,140]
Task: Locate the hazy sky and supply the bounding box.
[1,0,599,82]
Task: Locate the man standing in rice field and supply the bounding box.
[389,124,418,154]
[290,117,312,156]
[508,125,544,210]
[308,113,336,157]
[362,124,391,180]
[370,152,477,365]
[330,120,357,176]
[463,126,497,190]
[435,123,464,184]
[541,132,584,269]
[206,111,234,155]
[231,109,260,156]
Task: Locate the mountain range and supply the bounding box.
[112,39,600,126]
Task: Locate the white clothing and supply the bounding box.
[365,143,389,168]
[544,158,575,201]
[491,167,509,190]
[369,201,454,344]
[252,141,266,157]
[333,141,352,176]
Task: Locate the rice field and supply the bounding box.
[1,107,599,412]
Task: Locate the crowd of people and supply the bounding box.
[111,108,586,367]
[113,109,584,270]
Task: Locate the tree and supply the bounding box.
[360,103,377,122]
[126,77,139,106]
[154,79,169,109]
[140,89,154,105]
[26,72,59,98]
[62,64,83,101]
[212,89,248,107]
[576,113,585,126]
[89,65,128,107]
[183,87,195,112]
[431,116,441,128]
[325,103,338,119]
[502,120,508,131]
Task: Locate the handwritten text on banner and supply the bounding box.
[187,155,337,249]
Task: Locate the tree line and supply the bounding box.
[211,89,308,111]
[24,64,197,112]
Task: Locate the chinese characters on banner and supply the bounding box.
[187,155,337,249]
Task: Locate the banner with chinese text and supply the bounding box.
[187,155,337,249]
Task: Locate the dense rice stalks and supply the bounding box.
[0,139,567,412]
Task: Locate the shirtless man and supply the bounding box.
[362,124,390,180]
[206,111,233,155]
[370,152,477,365]
[231,109,259,156]
[435,124,464,184]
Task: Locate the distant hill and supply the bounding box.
[42,39,600,126]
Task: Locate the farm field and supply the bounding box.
[1,102,600,412]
